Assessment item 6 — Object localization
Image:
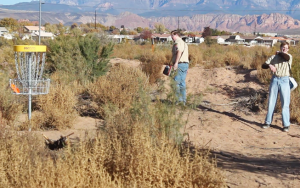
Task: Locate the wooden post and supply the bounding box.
[152,38,154,52]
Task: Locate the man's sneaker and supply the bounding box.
[283,126,289,132]
[262,124,270,129]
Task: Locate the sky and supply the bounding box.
[0,0,35,5]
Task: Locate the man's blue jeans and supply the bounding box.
[265,75,290,127]
[174,63,189,103]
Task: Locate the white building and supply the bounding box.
[32,31,55,40]
[24,26,45,33]
[1,33,13,40]
[0,27,8,35]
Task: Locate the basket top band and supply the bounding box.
[14,45,46,52]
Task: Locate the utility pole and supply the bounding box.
[39,0,44,45]
[95,10,96,29]
[254,21,257,36]
[39,0,41,45]
[177,16,179,31]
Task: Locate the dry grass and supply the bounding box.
[0,74,23,126]
[0,121,226,188]
[0,63,226,187]
[187,45,203,68]
[0,46,15,68]
[3,40,300,187]
[21,83,79,130]
[87,64,149,117]
[140,50,170,84]
[112,42,153,60]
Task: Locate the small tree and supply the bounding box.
[71,23,78,29]
[202,27,212,38]
[0,17,18,32]
[46,34,113,82]
[140,30,152,40]
[57,23,67,35]
[154,23,166,34]
[135,27,143,33]
[109,26,116,31]
[78,33,112,80]
[120,29,127,35]
[112,29,120,35]
[129,30,138,35]
[45,23,59,34]
[204,36,216,46]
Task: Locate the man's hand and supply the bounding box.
[173,62,178,70]
[269,64,277,73]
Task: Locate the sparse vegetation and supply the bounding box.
[1,32,300,187]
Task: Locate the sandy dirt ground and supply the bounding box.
[39,58,300,188]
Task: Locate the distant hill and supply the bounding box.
[42,0,300,19]
[1,7,300,33]
[3,0,300,19]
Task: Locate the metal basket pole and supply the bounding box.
[11,45,48,131]
[28,53,32,131]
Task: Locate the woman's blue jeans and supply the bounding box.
[265,76,290,127]
[174,63,189,103]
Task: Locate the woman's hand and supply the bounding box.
[269,64,277,73]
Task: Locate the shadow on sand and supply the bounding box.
[193,105,300,180]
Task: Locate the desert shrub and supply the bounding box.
[0,74,23,126]
[140,50,170,84]
[46,34,113,83]
[25,84,78,130]
[202,45,218,62]
[0,61,225,187]
[0,37,14,47]
[45,35,88,82]
[0,119,225,188]
[290,91,300,123]
[78,34,114,80]
[87,64,149,117]
[112,42,152,59]
[248,47,271,70]
[0,46,14,70]
[0,129,116,187]
[99,109,225,187]
[200,44,231,68]
[188,45,203,68]
[224,51,240,66]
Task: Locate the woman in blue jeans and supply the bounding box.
[262,41,292,132]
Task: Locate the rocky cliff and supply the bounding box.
[150,13,300,32]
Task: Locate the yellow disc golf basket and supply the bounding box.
[10,45,50,131]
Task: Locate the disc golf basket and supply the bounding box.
[10,45,50,131]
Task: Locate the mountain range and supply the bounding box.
[1,0,300,33]
[22,0,300,18]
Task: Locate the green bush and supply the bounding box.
[45,34,113,83]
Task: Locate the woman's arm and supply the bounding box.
[262,55,275,69]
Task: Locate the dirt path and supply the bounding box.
[184,65,300,188]
[40,59,300,188]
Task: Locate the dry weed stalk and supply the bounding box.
[0,106,226,188]
[88,64,149,117]
[112,43,152,59]
[42,132,74,150]
[29,84,78,130]
[140,50,170,84]
[0,74,23,126]
[0,57,226,187]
